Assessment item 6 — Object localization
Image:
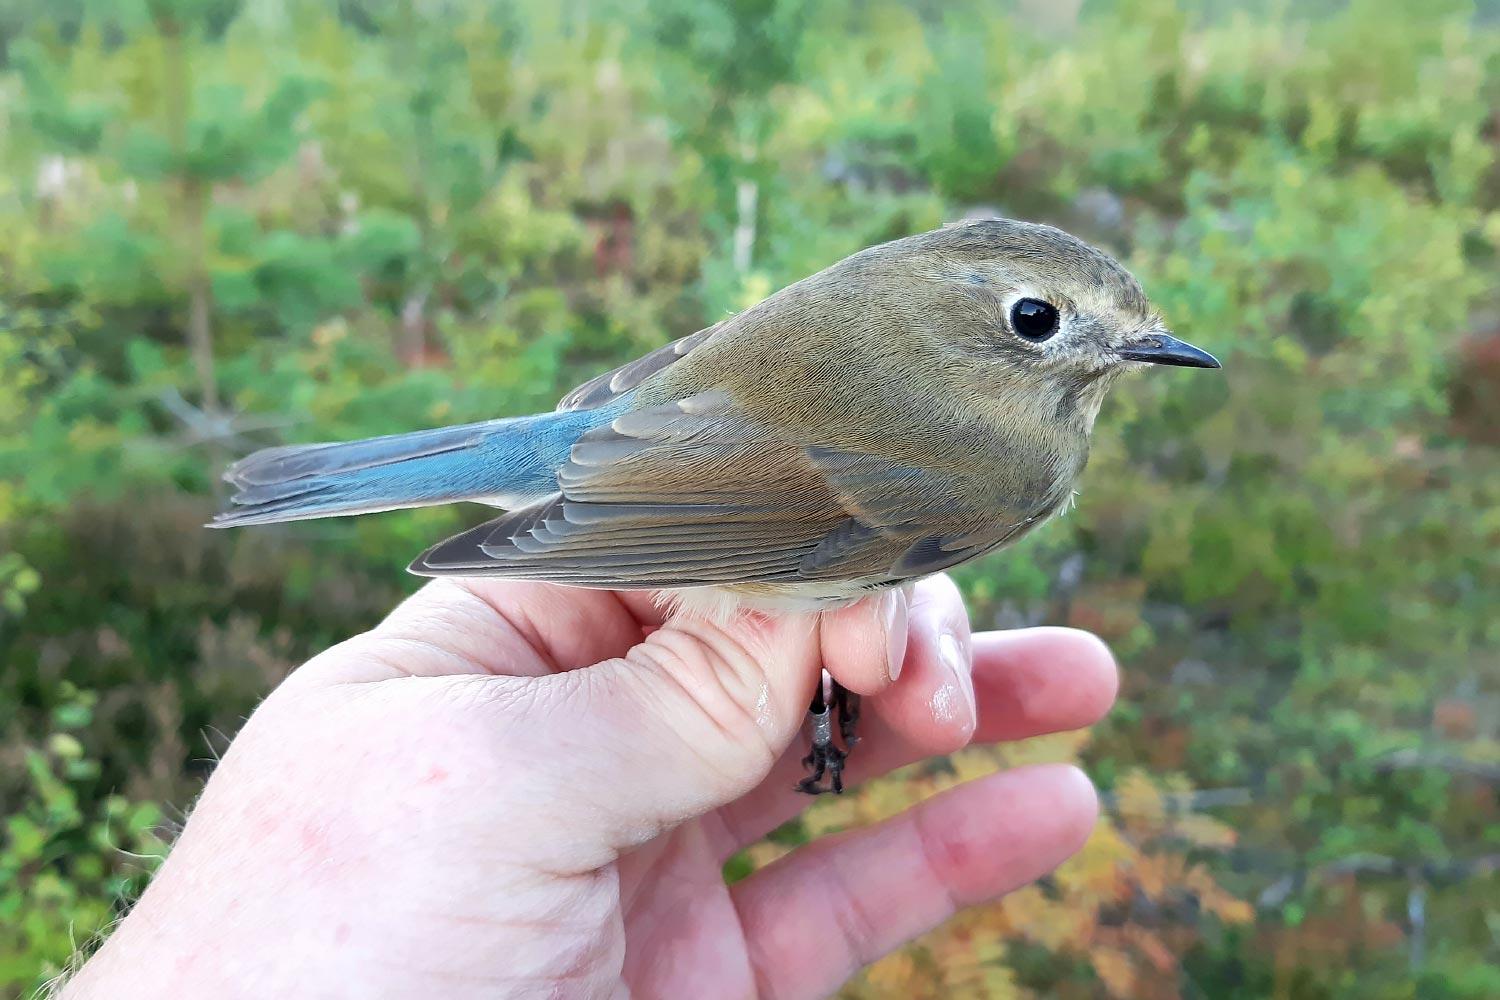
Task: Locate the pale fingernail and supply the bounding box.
[884,589,908,682]
[935,630,977,731]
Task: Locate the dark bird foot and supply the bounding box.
[796,679,859,795]
[798,709,847,794]
[835,683,861,747]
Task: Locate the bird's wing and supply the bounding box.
[410,391,1028,589]
[555,323,723,412]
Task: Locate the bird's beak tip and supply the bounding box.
[1119,333,1221,370]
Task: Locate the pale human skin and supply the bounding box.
[61,573,1116,999]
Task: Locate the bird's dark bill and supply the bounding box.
[1118,334,1221,369]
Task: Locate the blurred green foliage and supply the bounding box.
[2,0,1499,996]
[1,683,165,988]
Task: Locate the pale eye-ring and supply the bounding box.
[1010,298,1060,341]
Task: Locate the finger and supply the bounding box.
[506,585,927,867]
[300,578,651,684]
[850,575,973,746]
[446,608,826,875]
[711,618,1113,857]
[818,589,907,696]
[518,589,910,857]
[617,587,908,698]
[710,579,973,852]
[733,764,1098,1000]
[971,627,1118,743]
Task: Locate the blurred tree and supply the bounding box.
[13,1,320,416]
[644,0,813,281]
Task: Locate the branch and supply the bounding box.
[1098,786,1256,813]
[1258,852,1500,909]
[1374,749,1500,782]
[155,387,298,450]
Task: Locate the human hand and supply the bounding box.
[64,574,1116,999]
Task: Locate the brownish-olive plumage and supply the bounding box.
[380,218,1218,613]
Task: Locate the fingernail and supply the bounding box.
[936,629,977,731]
[884,589,908,682]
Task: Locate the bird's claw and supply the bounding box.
[798,715,847,794]
[797,690,859,794]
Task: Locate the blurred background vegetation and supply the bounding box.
[2,0,1499,996]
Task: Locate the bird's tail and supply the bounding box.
[209,410,594,528]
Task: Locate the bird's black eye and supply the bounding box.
[1010,298,1059,341]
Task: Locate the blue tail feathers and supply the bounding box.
[211,408,612,527]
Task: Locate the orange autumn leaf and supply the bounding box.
[1126,925,1181,973]
[1091,944,1139,998]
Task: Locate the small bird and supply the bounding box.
[212,218,1220,792]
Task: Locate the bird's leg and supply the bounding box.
[795,678,863,794]
[798,677,846,791]
[833,680,861,747]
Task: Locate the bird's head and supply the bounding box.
[870,218,1220,429]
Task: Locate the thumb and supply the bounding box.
[542,593,905,861]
